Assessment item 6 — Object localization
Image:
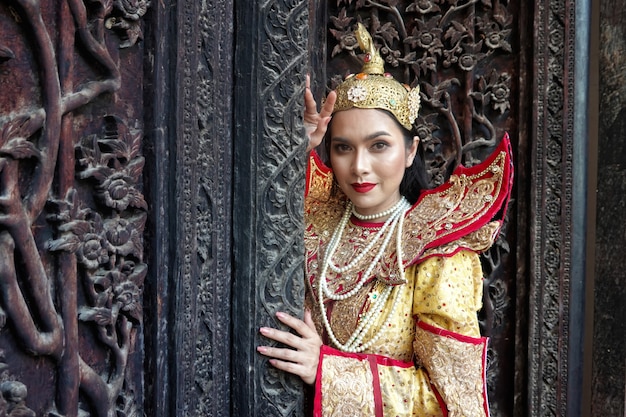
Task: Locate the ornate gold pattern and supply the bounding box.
[305,149,507,290]
[333,23,421,130]
[320,354,376,416]
[413,325,487,417]
[330,280,378,344]
[401,153,506,262]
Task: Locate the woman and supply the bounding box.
[257,24,513,417]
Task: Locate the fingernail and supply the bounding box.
[257,346,267,353]
[276,311,286,319]
[259,327,269,334]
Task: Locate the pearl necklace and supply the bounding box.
[323,198,408,298]
[351,196,407,220]
[317,197,410,352]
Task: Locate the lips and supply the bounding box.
[351,182,376,193]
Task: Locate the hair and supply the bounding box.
[323,109,430,205]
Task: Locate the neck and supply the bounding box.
[351,196,407,221]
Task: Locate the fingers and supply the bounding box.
[257,350,318,385]
[304,308,316,330]
[259,326,304,349]
[275,311,318,338]
[319,90,337,119]
[257,310,322,384]
[304,75,319,116]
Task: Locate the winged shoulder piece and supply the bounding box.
[305,134,514,280]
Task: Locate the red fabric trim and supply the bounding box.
[367,356,384,417]
[431,384,449,417]
[313,345,327,417]
[417,320,487,345]
[319,345,414,368]
[481,337,491,417]
[414,243,495,265]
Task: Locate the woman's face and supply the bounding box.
[329,108,418,217]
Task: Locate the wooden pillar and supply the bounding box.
[232,1,310,416]
[589,0,626,415]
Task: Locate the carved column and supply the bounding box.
[527,0,589,416]
[142,0,237,415]
[231,1,310,416]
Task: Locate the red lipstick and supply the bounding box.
[351,182,376,193]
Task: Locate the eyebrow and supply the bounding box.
[331,131,393,143]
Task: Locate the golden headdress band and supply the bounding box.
[333,23,421,131]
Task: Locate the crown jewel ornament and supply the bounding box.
[333,23,421,130]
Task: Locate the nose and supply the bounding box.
[352,149,370,176]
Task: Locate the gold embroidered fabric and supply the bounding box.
[319,349,444,417]
[305,140,509,416]
[413,325,488,417]
[305,147,509,284]
[320,354,376,416]
[310,251,487,416]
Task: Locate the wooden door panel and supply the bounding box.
[0,0,148,415]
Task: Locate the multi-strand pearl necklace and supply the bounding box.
[317,197,410,352]
[351,196,407,221]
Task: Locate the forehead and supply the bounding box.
[330,108,402,136]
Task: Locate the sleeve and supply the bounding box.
[313,346,444,417]
[412,250,490,417]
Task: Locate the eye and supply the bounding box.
[371,141,389,151]
[333,143,352,153]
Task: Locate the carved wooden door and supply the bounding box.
[0,0,148,415]
[0,0,594,416]
[240,0,589,415]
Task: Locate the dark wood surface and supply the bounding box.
[593,2,626,414]
[0,0,148,415]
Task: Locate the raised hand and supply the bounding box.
[304,75,336,152]
[257,309,323,385]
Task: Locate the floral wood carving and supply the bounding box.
[0,0,148,415]
[327,0,515,185]
[48,115,147,416]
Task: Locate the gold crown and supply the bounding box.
[333,23,421,131]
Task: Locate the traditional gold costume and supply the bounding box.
[304,23,513,416]
[304,136,512,416]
